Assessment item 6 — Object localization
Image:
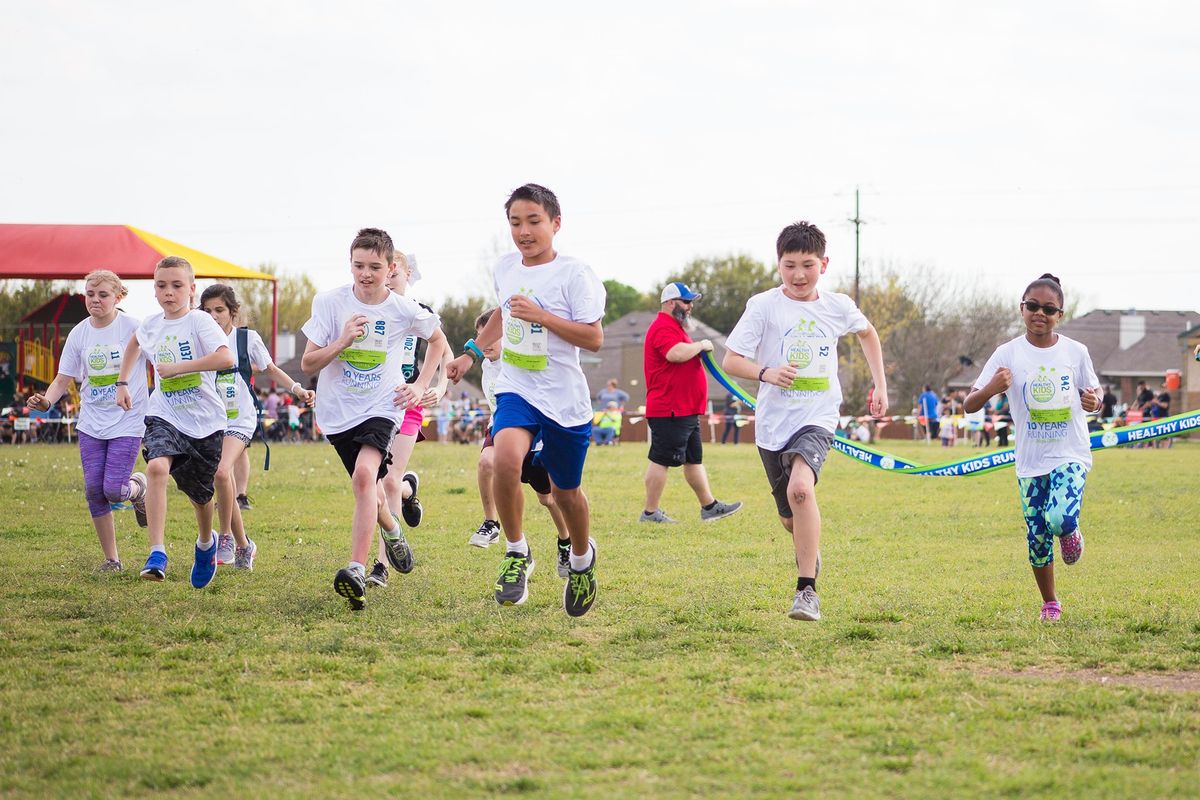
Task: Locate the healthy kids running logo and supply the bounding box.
[1029,367,1056,403]
[781,318,832,394]
[504,289,542,345]
[87,346,108,372]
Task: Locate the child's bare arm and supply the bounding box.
[855,324,889,417]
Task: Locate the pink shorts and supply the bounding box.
[399,405,425,437]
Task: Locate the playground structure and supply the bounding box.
[0,224,276,396]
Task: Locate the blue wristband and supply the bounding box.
[464,339,484,360]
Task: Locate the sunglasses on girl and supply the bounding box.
[1021,300,1063,316]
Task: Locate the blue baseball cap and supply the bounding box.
[660,282,702,303]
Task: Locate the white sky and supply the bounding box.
[3,1,1198,323]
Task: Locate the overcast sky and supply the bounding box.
[3,1,1197,324]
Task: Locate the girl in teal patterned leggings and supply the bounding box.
[965,274,1102,620]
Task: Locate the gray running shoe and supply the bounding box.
[95,559,123,573]
[366,560,389,588]
[788,586,821,621]
[233,539,256,570]
[495,550,535,606]
[639,509,677,524]
[556,540,571,578]
[215,533,235,566]
[469,519,501,548]
[129,472,148,528]
[381,515,414,574]
[700,499,743,522]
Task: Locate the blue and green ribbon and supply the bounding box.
[700,351,1199,477]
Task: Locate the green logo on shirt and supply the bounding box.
[786,341,813,369]
[505,318,524,345]
[1030,367,1056,403]
[88,347,107,371]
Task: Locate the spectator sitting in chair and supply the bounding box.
[593,401,622,445]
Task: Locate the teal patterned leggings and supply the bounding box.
[1017,462,1087,568]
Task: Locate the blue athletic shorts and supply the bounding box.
[492,393,591,490]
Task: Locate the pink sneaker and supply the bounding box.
[1060,528,1084,565]
[1040,601,1062,621]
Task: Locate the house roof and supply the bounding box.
[948,309,1200,387]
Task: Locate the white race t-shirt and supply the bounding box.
[491,252,606,427]
[135,310,231,438]
[217,328,273,436]
[481,356,501,412]
[972,334,1099,478]
[301,285,440,435]
[57,312,148,439]
[725,288,869,449]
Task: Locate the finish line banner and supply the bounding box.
[699,352,1200,477]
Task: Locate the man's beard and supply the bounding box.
[671,306,690,326]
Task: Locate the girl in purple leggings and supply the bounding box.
[30,270,150,572]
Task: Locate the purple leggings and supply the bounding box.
[79,431,142,518]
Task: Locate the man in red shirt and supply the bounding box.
[641,282,742,524]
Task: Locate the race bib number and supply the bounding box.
[399,335,418,382]
[782,331,835,396]
[85,344,122,406]
[501,306,548,371]
[217,372,239,419]
[1027,367,1075,441]
[337,318,389,393]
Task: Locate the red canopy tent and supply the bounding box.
[0,224,279,378]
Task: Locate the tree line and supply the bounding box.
[0,255,1025,413]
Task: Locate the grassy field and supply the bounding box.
[1,436,1198,798]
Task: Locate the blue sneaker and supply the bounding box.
[191,540,217,589]
[140,550,168,581]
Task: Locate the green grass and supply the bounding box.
[1,438,1198,798]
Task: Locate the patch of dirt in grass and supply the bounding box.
[982,667,1200,693]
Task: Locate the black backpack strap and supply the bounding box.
[235,327,270,471]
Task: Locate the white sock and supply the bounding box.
[196,535,215,550]
[348,560,365,575]
[506,535,529,556]
[150,544,166,555]
[382,521,402,541]
[569,543,593,572]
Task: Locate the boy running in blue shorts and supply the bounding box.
[447,184,606,616]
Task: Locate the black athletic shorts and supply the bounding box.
[647,415,703,468]
[757,425,834,518]
[141,416,223,506]
[326,417,397,481]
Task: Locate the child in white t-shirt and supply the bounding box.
[29,270,149,572]
[446,184,605,617]
[723,221,888,622]
[301,228,446,611]
[466,308,573,575]
[365,253,452,590]
[965,273,1101,621]
[116,257,234,588]
[199,283,315,572]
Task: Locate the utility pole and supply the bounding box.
[849,186,863,306]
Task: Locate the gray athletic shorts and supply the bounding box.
[757,425,835,518]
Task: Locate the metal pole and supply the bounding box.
[851,187,862,306]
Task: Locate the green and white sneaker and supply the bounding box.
[495,549,535,606]
[564,540,598,618]
[381,515,414,574]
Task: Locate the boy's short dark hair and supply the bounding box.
[350,227,394,264]
[776,221,826,259]
[505,183,560,219]
[475,308,496,329]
